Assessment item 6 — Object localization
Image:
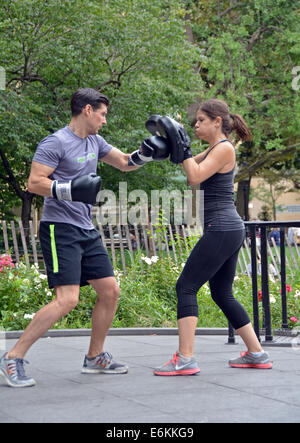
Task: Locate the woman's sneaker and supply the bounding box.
[0,353,36,387]
[81,352,128,374]
[153,352,200,376]
[229,351,272,369]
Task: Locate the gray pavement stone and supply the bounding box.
[0,334,299,423]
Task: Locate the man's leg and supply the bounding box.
[86,277,120,358]
[81,276,127,374]
[6,285,80,359]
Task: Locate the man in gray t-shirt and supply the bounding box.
[33,125,113,229]
[1,88,170,387]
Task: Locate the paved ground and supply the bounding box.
[0,334,300,423]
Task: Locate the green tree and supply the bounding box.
[0,0,202,229]
[0,91,51,231]
[186,0,300,219]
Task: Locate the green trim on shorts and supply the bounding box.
[49,224,59,273]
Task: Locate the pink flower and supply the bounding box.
[258,291,262,302]
[280,284,292,294]
[290,317,298,323]
[0,255,14,272]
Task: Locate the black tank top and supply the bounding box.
[199,139,245,232]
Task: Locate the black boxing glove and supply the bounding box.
[183,145,193,161]
[128,135,170,167]
[142,136,170,161]
[145,114,162,136]
[51,173,101,205]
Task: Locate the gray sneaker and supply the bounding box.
[153,352,200,376]
[0,353,36,387]
[228,351,272,369]
[81,352,128,374]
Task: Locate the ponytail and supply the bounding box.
[230,113,253,142]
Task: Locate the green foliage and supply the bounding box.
[0,260,54,330]
[1,0,299,223]
[188,0,300,180]
[0,91,53,195]
[0,247,299,331]
[113,254,179,328]
[0,0,202,218]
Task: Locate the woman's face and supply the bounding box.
[194,110,220,141]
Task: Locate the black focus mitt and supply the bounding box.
[156,116,191,164]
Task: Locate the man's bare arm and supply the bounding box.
[27,162,55,196]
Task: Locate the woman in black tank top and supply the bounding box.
[154,99,272,376]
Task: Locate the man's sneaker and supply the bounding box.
[81,352,128,374]
[229,351,272,369]
[0,353,36,387]
[153,352,200,376]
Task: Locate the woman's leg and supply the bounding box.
[178,316,199,358]
[208,233,262,353]
[235,323,262,353]
[175,232,229,356]
[208,236,272,368]
[154,232,230,375]
[209,248,251,332]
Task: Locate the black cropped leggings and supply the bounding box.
[176,230,250,330]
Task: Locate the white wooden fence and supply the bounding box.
[0,220,299,275]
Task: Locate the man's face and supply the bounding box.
[84,103,108,134]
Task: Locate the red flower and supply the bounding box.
[280,284,292,294]
[258,290,262,302]
[290,317,298,323]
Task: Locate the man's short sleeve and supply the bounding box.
[96,135,113,160]
[33,134,62,168]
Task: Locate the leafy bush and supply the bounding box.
[0,258,53,330]
[0,252,299,331]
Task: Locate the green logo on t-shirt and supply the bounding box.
[77,153,96,163]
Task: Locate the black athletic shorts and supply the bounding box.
[39,221,114,289]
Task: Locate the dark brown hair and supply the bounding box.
[199,99,252,142]
[71,88,110,117]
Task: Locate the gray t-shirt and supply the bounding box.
[33,125,113,229]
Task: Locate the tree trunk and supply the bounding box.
[0,147,34,235]
[21,191,34,238]
[236,178,251,221]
